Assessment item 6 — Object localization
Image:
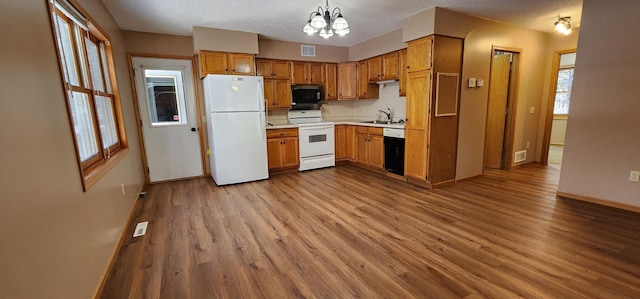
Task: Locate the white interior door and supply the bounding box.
[132,57,203,182]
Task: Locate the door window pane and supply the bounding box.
[95,95,118,148]
[144,69,187,126]
[70,91,98,161]
[554,68,574,114]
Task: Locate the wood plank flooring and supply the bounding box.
[99,164,640,298]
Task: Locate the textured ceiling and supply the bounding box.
[101,0,583,47]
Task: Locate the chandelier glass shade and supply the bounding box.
[555,16,572,35]
[303,0,350,38]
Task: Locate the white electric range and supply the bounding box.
[287,110,335,171]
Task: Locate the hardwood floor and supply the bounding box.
[100,164,640,298]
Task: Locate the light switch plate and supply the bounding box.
[468,78,477,88]
[630,171,640,182]
[477,79,484,87]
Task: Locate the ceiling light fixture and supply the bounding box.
[554,16,572,35]
[302,0,350,39]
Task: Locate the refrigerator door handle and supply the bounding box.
[260,113,266,140]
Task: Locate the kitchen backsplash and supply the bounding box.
[267,83,406,124]
[322,82,406,122]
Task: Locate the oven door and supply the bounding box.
[298,123,335,158]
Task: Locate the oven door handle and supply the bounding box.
[299,124,334,131]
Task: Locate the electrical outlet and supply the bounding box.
[526,141,530,149]
[207,149,211,155]
[121,184,125,196]
[630,171,640,182]
[133,221,148,237]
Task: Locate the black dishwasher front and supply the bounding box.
[383,128,405,176]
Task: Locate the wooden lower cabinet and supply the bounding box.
[335,125,356,161]
[404,128,427,180]
[266,129,299,170]
[335,125,347,160]
[354,126,384,169]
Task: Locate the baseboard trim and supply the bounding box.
[93,184,146,299]
[556,191,640,214]
[455,174,483,184]
[431,179,456,188]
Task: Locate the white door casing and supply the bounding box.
[132,57,203,182]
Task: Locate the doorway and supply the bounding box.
[542,49,576,166]
[484,47,521,170]
[130,56,205,183]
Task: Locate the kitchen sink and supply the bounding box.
[360,120,405,124]
[361,120,392,124]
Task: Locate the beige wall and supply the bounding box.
[192,26,259,54]
[0,0,144,298]
[403,8,436,42]
[424,8,549,179]
[349,29,406,61]
[123,30,194,56]
[257,38,349,62]
[558,0,640,207]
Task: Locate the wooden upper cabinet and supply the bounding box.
[358,61,379,99]
[337,62,357,100]
[264,79,292,110]
[399,48,408,96]
[382,52,400,81]
[228,53,255,75]
[367,56,382,81]
[257,59,290,79]
[368,51,400,82]
[407,36,433,73]
[291,62,307,84]
[272,60,291,79]
[199,50,255,78]
[259,59,292,110]
[291,61,324,85]
[199,51,228,76]
[308,63,324,85]
[256,59,271,77]
[324,63,337,100]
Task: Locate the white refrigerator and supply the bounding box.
[203,74,268,185]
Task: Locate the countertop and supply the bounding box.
[266,120,405,130]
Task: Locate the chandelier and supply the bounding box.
[302,0,350,38]
[554,16,572,35]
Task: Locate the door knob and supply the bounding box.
[191,127,196,132]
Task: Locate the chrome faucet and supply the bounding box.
[376,108,392,123]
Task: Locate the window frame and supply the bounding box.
[48,0,128,191]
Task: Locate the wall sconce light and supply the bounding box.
[555,16,572,35]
